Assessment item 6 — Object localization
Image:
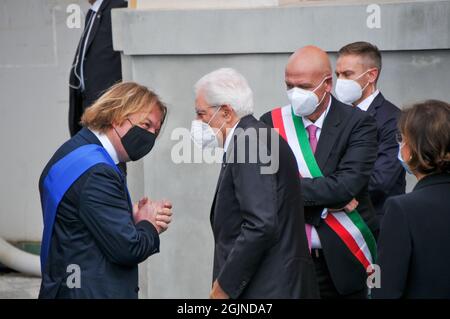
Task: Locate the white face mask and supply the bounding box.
[287,76,329,117]
[335,69,373,105]
[190,106,224,150]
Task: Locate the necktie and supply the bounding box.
[85,9,94,28]
[79,9,96,91]
[306,124,319,155]
[305,124,318,252]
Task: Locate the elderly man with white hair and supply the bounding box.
[191,68,319,299]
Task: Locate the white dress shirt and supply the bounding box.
[90,129,120,164]
[223,121,240,153]
[301,97,332,249]
[91,0,104,12]
[357,89,380,112]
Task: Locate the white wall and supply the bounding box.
[133,0,278,9]
[0,0,90,241]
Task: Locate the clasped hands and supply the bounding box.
[132,197,173,234]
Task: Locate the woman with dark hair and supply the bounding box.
[372,99,450,299]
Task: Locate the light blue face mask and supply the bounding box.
[398,142,413,174]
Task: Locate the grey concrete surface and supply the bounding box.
[0,0,91,241]
[113,1,450,54]
[0,273,40,299]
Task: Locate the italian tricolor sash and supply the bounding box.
[271,105,377,270]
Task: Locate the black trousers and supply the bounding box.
[312,249,368,299]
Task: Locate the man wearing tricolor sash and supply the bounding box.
[261,46,378,298]
[39,82,172,298]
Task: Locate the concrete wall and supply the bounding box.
[0,0,448,299]
[112,0,450,298]
[133,0,278,9]
[0,0,92,241]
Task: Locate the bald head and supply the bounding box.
[286,46,332,82]
[285,46,333,121]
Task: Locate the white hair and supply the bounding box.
[194,68,254,118]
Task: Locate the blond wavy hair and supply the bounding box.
[81,82,166,133]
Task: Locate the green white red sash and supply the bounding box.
[271,105,377,270]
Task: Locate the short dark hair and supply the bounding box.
[338,41,382,73]
[399,99,450,175]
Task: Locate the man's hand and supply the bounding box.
[328,198,359,213]
[133,197,173,234]
[155,200,173,234]
[210,280,229,299]
[343,198,359,212]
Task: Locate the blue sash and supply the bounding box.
[40,144,124,272]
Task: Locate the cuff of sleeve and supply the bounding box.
[136,220,160,254]
[217,269,249,299]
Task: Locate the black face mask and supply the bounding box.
[117,120,157,161]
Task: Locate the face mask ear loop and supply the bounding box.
[114,118,134,139]
[312,76,330,109]
[355,68,372,81]
[318,90,327,106]
[207,106,222,126]
[312,76,331,93]
[127,118,136,127]
[361,81,371,94]
[213,111,227,148]
[356,69,376,95]
[216,120,227,138]
[113,126,122,139]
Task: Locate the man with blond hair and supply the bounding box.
[39,82,172,299]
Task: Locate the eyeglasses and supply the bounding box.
[195,105,221,117]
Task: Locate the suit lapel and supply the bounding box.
[85,0,110,55]
[209,115,254,226]
[366,92,385,117]
[315,97,342,170]
[78,127,103,146]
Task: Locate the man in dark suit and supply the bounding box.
[335,41,405,221]
[69,0,127,137]
[261,46,378,298]
[39,82,171,298]
[191,68,319,299]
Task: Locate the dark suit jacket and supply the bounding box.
[69,0,127,137]
[366,93,405,219]
[373,173,450,299]
[211,115,319,299]
[261,96,378,295]
[38,128,159,299]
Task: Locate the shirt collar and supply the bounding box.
[301,95,332,130]
[90,129,120,164]
[357,89,380,112]
[223,121,240,153]
[90,0,104,12]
